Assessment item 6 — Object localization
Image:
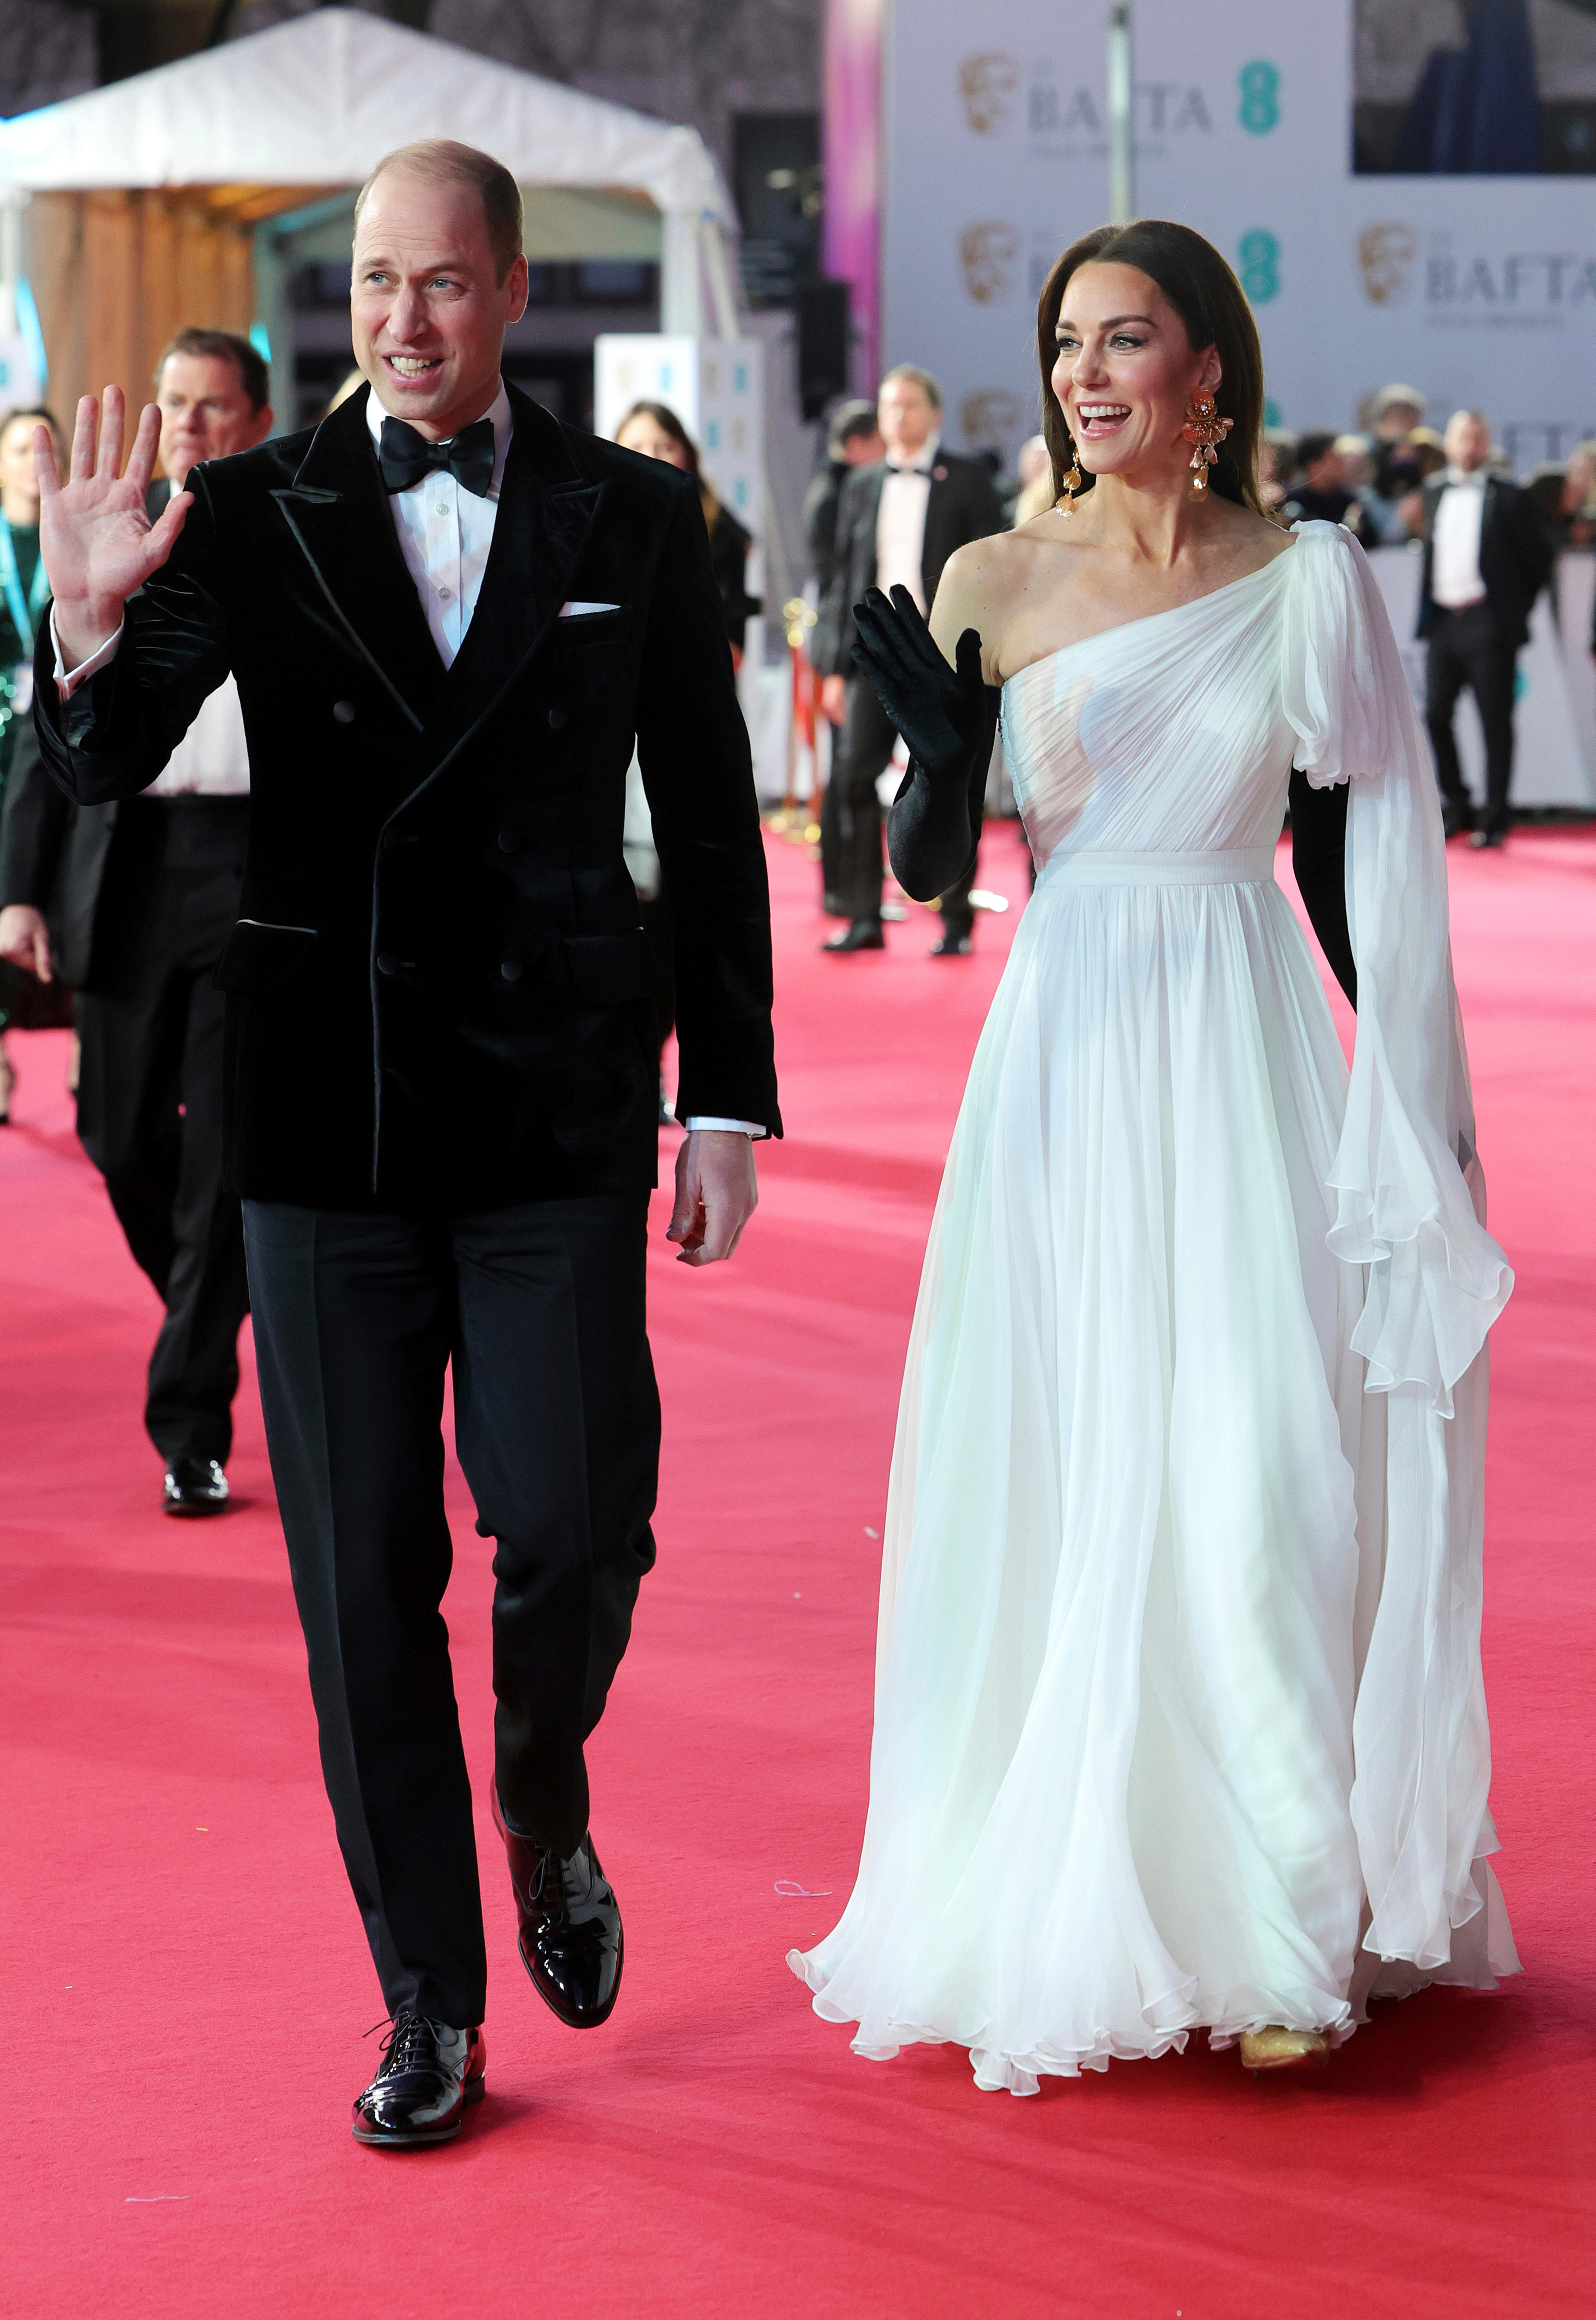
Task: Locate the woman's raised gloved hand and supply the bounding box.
[849,584,997,904]
[849,584,987,786]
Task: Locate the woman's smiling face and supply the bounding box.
[1050,262,1221,484]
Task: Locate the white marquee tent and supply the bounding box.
[0,8,741,421]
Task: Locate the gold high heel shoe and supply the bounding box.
[1239,2026,1330,2076]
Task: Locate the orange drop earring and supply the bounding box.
[1181,390,1233,494]
[1059,438,1084,515]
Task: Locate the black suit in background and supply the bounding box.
[814,451,1006,930]
[1,478,250,1474]
[33,382,780,2031]
[1416,470,1552,838]
[803,458,850,602]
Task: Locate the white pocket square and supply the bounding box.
[559,600,623,617]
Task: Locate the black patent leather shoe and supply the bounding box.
[492,1784,624,2029]
[1441,804,1475,840]
[930,932,972,957]
[823,918,885,953]
[352,2012,486,2148]
[162,1458,229,1516]
[1469,826,1506,850]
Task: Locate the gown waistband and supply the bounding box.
[1035,844,1278,889]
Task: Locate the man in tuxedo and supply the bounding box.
[812,366,1004,953]
[1417,409,1552,848]
[0,328,268,1513]
[804,400,884,604]
[802,400,883,916]
[32,142,779,2148]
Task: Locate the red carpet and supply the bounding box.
[3,825,1593,2315]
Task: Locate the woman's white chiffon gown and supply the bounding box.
[789,523,1519,2094]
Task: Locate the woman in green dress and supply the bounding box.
[0,404,64,1121]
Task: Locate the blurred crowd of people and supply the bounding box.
[1249,381,1596,554]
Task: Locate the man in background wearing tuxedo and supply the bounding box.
[0,328,268,1514]
[1418,408,1552,849]
[803,400,883,919]
[812,366,1004,954]
[32,142,779,2148]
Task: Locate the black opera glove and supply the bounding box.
[850,585,987,786]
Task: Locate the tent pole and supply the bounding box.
[701,219,740,339]
[252,222,294,436]
[0,189,24,336]
[661,210,702,336]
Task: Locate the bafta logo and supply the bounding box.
[959,52,1020,134]
[959,222,1021,304]
[961,390,1023,459]
[1358,224,1418,306]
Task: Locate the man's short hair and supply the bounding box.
[1295,429,1339,470]
[355,139,524,284]
[155,328,270,414]
[827,398,879,454]
[1371,382,1425,420]
[880,363,942,412]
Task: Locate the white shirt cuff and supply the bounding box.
[682,1116,766,1137]
[51,605,124,696]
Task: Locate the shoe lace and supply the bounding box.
[366,2010,438,2075]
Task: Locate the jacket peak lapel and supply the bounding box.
[409,401,605,792]
[272,389,445,731]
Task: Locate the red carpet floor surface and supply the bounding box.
[3,825,1593,2317]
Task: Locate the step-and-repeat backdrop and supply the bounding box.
[882,0,1596,471]
[878,0,1596,805]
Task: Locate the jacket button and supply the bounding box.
[332,700,357,724]
[500,959,522,983]
[376,951,399,976]
[547,704,569,731]
[497,828,519,853]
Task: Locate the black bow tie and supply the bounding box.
[378,415,496,498]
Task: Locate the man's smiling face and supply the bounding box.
[350,167,529,443]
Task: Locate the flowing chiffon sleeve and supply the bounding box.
[1281,520,1516,1975]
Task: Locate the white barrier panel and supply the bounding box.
[592,334,764,540]
[1367,546,1595,811]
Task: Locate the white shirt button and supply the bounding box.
[435,502,448,516]
[438,586,453,602]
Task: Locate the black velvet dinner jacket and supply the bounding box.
[33,382,781,1209]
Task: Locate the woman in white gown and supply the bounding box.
[789,221,1518,2090]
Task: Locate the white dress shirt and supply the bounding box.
[367,382,510,665]
[1430,466,1489,611]
[142,676,251,797]
[57,383,760,1137]
[874,432,940,611]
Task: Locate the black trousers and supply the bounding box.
[244,1194,660,2030]
[830,676,976,935]
[75,796,251,1466]
[1424,603,1519,836]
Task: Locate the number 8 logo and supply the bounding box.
[1238,230,1280,304]
[1238,60,1280,135]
